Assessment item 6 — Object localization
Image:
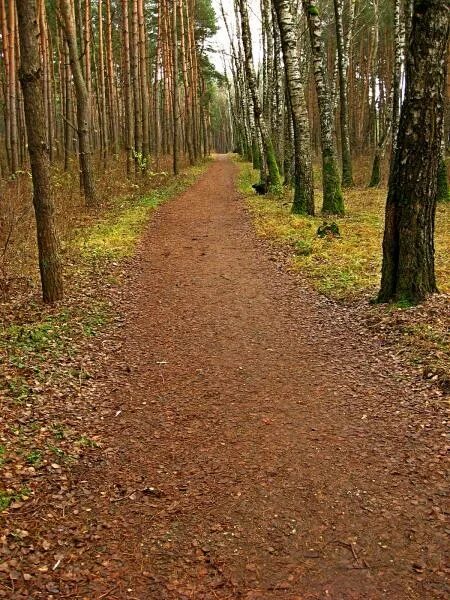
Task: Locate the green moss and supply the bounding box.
[292,186,311,215]
[341,149,354,188]
[321,152,345,215]
[437,157,449,202]
[307,4,319,16]
[266,141,282,194]
[368,154,381,188]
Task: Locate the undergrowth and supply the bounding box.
[237,159,449,301]
[0,160,208,513]
[76,164,207,261]
[236,157,450,389]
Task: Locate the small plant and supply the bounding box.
[48,445,66,459]
[51,423,65,441]
[131,149,148,171]
[0,446,6,467]
[77,435,99,448]
[294,239,313,256]
[6,377,31,403]
[0,487,31,512]
[26,449,42,465]
[308,4,320,17]
[317,221,340,238]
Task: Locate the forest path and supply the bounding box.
[65,156,445,599]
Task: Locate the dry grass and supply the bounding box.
[0,153,191,292]
[237,156,450,390]
[238,158,449,301]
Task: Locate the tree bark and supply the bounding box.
[391,0,405,155]
[121,0,133,175]
[334,0,354,187]
[59,0,97,205]
[138,0,150,163]
[273,0,314,213]
[237,0,281,192]
[378,0,448,304]
[303,0,344,214]
[17,0,63,303]
[172,0,179,174]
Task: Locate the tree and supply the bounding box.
[17,0,63,303]
[172,0,179,174]
[237,0,282,192]
[391,0,405,155]
[303,0,344,214]
[334,0,354,187]
[59,0,97,205]
[378,0,449,304]
[273,0,314,214]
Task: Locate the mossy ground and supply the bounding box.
[236,156,450,387]
[237,158,449,300]
[76,164,207,261]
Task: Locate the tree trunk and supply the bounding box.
[138,0,150,163]
[121,0,133,175]
[130,0,142,171]
[378,0,448,304]
[17,0,63,303]
[273,0,314,213]
[98,0,108,165]
[334,0,354,187]
[8,0,19,173]
[237,0,281,192]
[303,0,344,214]
[172,0,179,174]
[391,0,405,155]
[59,0,97,205]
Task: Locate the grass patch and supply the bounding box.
[237,159,449,301]
[236,156,450,387]
[76,164,208,261]
[0,487,31,512]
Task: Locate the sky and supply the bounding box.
[209,0,262,73]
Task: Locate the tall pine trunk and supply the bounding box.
[60,0,97,205]
[334,0,354,187]
[17,0,63,303]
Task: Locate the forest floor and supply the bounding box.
[1,156,448,599]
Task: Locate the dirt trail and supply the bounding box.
[32,157,448,598]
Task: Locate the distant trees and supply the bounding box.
[2,0,227,301]
[226,0,448,303]
[0,0,226,183]
[237,0,281,192]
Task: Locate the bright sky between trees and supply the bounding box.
[210,0,262,72]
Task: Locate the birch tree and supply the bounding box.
[378,0,449,304]
[237,0,282,192]
[303,0,344,214]
[273,0,314,214]
[391,0,405,154]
